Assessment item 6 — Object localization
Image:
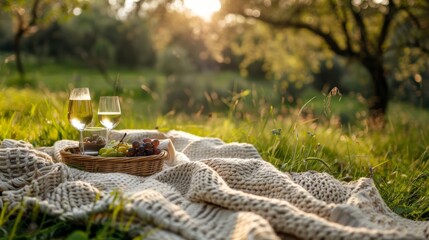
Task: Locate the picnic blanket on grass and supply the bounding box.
[0,129,428,240]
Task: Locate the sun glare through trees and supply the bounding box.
[183,0,221,21]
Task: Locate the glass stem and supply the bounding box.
[106,129,110,144]
[79,130,85,155]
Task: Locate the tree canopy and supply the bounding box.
[219,0,429,125]
[2,0,86,76]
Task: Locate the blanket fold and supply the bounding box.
[0,130,428,240]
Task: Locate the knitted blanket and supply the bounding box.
[0,129,428,240]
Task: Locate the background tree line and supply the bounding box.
[1,0,429,125]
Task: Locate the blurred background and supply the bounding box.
[0,0,428,129]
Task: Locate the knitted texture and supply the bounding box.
[0,130,428,240]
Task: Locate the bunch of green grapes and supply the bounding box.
[98,141,131,157]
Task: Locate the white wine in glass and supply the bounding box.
[68,88,93,154]
[98,96,121,143]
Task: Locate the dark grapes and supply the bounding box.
[143,142,153,149]
[152,139,160,148]
[127,148,136,157]
[126,139,162,157]
[132,141,140,149]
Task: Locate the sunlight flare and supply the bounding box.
[183,0,221,21]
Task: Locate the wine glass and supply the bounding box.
[67,88,93,154]
[98,96,121,144]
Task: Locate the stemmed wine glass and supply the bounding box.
[67,88,93,154]
[98,96,121,144]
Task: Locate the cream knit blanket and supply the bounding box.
[0,129,428,240]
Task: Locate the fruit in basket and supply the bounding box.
[98,138,162,157]
[98,141,131,157]
[132,141,140,149]
[126,138,162,157]
[126,148,136,157]
[152,139,160,148]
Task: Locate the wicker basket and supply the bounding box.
[60,147,168,176]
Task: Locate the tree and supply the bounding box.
[2,0,84,77]
[221,0,429,125]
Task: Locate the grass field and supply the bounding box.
[1,61,429,238]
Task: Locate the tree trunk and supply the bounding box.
[14,29,25,77]
[362,56,389,127]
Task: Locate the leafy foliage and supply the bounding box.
[218,0,429,120]
[156,45,196,75]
